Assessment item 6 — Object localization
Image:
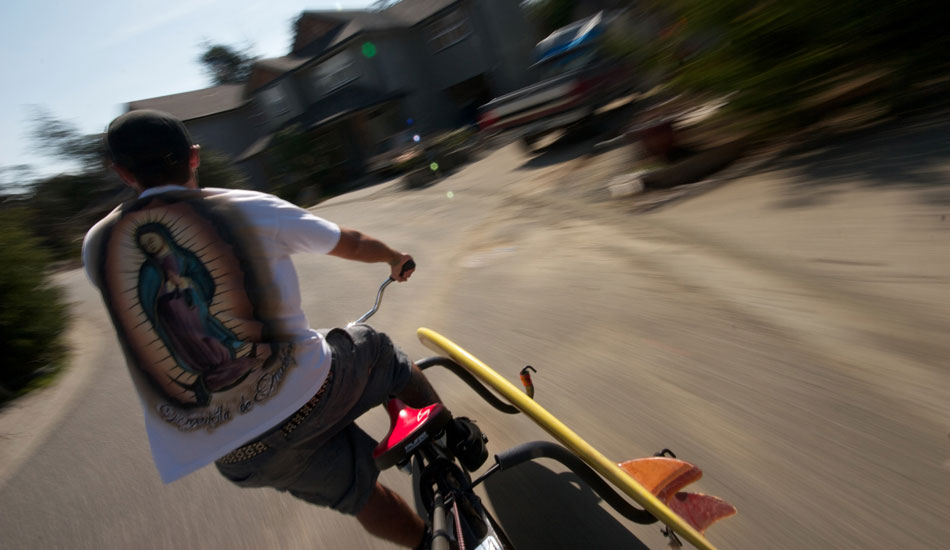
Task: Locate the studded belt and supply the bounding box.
[217,364,335,464]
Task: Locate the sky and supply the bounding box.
[0,0,374,179]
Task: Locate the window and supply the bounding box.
[426,9,471,52]
[311,51,361,95]
[260,85,290,119]
[366,104,404,154]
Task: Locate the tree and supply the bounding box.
[523,0,578,36]
[662,0,950,130]
[22,108,124,258]
[28,106,107,174]
[198,43,257,85]
[0,164,36,195]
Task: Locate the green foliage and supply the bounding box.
[388,128,476,175]
[0,164,36,195]
[25,173,124,262]
[661,0,950,131]
[29,106,107,174]
[393,150,425,175]
[0,210,69,399]
[603,31,643,63]
[198,43,257,85]
[197,150,250,189]
[264,125,338,204]
[524,0,579,36]
[429,127,477,153]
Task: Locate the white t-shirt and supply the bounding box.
[82,185,341,483]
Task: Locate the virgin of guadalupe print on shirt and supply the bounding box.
[98,195,292,430]
[134,221,260,403]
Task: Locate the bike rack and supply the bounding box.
[416,327,724,550]
[473,441,659,525]
[417,356,520,415]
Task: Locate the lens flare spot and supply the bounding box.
[361,42,377,58]
[447,191,455,199]
[430,162,439,172]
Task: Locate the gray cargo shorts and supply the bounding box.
[215,324,413,515]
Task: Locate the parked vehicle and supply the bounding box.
[477,12,637,151]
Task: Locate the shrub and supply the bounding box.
[0,210,69,400]
[264,124,336,203]
[26,173,123,263]
[197,149,250,189]
[429,127,477,154]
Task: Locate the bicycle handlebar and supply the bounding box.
[398,259,416,278]
[348,260,416,327]
[346,264,525,415]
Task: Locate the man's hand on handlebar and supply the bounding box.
[390,254,415,282]
[328,229,416,282]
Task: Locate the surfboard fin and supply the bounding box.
[667,491,737,534]
[618,457,736,534]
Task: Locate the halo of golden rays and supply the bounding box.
[104,201,265,406]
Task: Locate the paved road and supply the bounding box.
[1,124,947,550]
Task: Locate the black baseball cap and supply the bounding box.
[106,109,193,172]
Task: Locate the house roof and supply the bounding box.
[247,1,458,92]
[255,55,311,73]
[328,12,404,47]
[301,9,402,28]
[128,84,246,121]
[295,0,459,52]
[384,0,459,25]
[292,9,403,55]
[127,1,462,125]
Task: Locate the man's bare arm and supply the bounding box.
[328,228,415,281]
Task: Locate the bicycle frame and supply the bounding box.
[355,273,734,550]
[409,425,512,550]
[352,272,514,549]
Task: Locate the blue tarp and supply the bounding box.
[535,12,606,64]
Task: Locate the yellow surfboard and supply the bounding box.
[418,327,723,550]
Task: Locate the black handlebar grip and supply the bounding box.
[400,259,416,276]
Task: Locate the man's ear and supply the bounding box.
[112,163,143,193]
[189,145,201,169]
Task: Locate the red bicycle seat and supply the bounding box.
[373,398,451,470]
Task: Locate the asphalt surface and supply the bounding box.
[1,122,948,550]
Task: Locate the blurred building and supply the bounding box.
[127,0,536,189]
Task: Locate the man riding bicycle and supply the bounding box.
[83,110,438,548]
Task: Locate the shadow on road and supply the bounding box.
[770,117,950,208]
[516,103,637,172]
[516,134,600,171]
[483,461,649,550]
